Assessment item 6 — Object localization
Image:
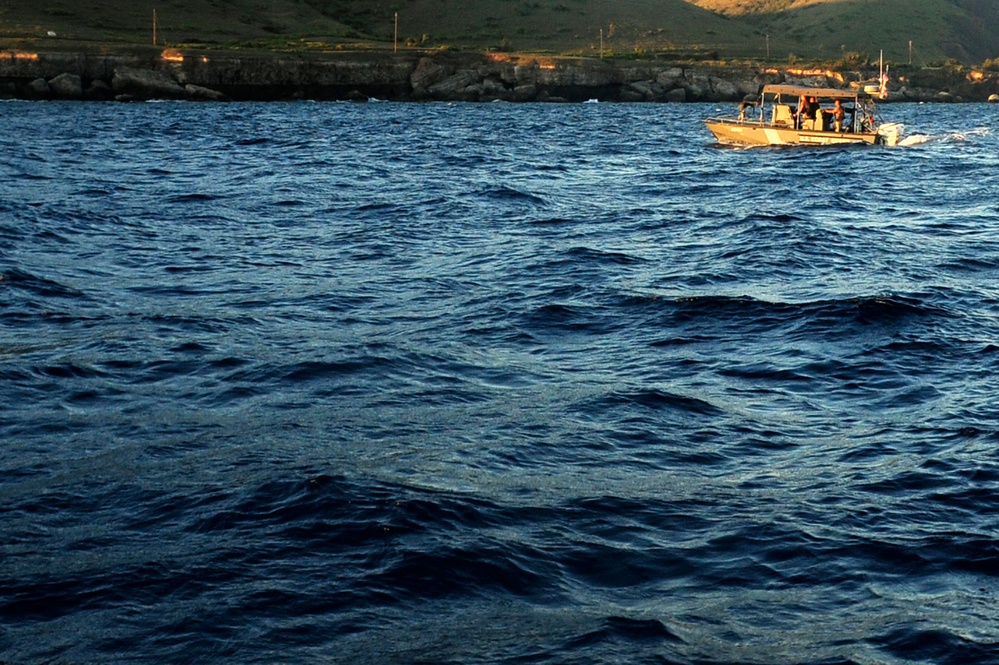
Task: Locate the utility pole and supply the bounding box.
[599,28,603,58]
[909,40,912,65]
[765,33,770,61]
[153,9,158,46]
[394,12,398,52]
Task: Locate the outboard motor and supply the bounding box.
[877,122,904,147]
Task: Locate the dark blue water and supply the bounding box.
[2,99,998,664]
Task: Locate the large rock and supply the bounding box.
[493,63,519,86]
[628,80,655,98]
[512,84,538,101]
[711,77,740,101]
[663,87,687,103]
[655,67,684,88]
[427,70,478,99]
[480,76,505,94]
[410,57,451,91]
[539,62,614,87]
[48,73,83,99]
[112,67,187,100]
[185,83,230,101]
[513,63,540,85]
[537,90,568,103]
[620,87,645,102]
[784,74,829,88]
[734,78,761,97]
[85,80,113,101]
[683,72,712,100]
[477,76,509,101]
[25,78,50,99]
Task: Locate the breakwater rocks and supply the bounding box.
[2,48,997,103]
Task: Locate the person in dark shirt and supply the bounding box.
[796,96,820,129]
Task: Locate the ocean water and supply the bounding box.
[1,99,998,665]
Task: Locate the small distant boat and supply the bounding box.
[705,84,903,147]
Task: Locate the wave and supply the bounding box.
[477,184,547,205]
[528,216,576,226]
[0,267,89,300]
[899,126,990,146]
[564,246,647,265]
[5,100,999,665]
[168,192,225,203]
[663,292,941,322]
[606,388,724,417]
[567,616,684,648]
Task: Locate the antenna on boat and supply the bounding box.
[878,49,889,99]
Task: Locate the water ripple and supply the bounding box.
[2,101,999,665]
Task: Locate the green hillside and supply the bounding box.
[0,0,763,56]
[689,0,992,63]
[329,0,764,55]
[1,0,996,63]
[0,0,358,47]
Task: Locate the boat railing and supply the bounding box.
[704,115,768,127]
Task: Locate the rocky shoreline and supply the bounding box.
[3,48,998,103]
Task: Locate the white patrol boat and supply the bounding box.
[705,84,903,147]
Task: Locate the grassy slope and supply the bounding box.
[0,0,994,62]
[0,0,763,56]
[323,0,764,55]
[0,0,357,46]
[952,0,999,64]
[690,0,987,63]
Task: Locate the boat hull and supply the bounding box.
[706,120,879,147]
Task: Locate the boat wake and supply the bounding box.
[898,126,990,147]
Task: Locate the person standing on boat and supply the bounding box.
[797,96,820,130]
[830,99,846,132]
[795,94,808,128]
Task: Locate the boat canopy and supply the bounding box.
[762,84,872,100]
